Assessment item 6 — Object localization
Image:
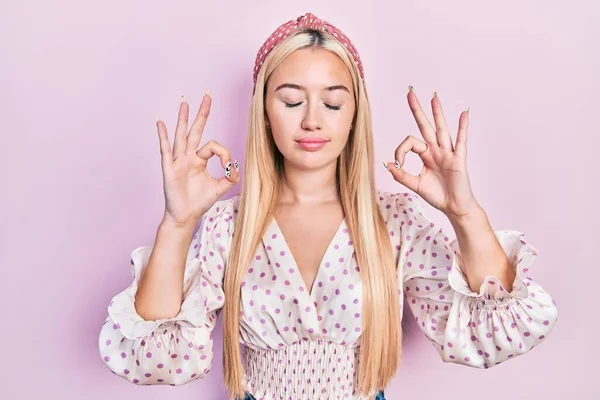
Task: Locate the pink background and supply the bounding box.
[1,0,597,398]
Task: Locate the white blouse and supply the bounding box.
[99,191,558,400]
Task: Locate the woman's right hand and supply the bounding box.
[156,91,240,228]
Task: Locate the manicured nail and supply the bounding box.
[408,85,414,93]
[382,161,390,171]
[466,106,471,114]
[225,161,232,177]
[204,89,211,97]
[433,91,438,98]
[395,160,401,170]
[181,95,186,103]
[234,159,239,171]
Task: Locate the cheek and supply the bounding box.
[269,121,297,154]
[328,109,354,138]
[268,103,300,132]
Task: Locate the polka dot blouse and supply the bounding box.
[99,191,558,399]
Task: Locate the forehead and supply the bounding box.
[268,47,353,90]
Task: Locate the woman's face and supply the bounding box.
[265,47,356,170]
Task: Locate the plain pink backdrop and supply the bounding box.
[1,0,597,398]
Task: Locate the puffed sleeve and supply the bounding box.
[98,196,237,385]
[379,191,558,369]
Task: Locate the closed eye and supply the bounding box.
[284,102,342,111]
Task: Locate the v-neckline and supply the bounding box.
[270,216,347,298]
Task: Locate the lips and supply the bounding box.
[295,137,329,143]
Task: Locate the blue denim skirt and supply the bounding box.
[242,390,385,399]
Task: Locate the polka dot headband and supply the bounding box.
[252,12,365,84]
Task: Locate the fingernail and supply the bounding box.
[408,85,414,93]
[156,116,160,122]
[433,91,438,98]
[204,89,211,97]
[225,161,232,178]
[395,160,401,170]
[466,106,471,114]
[181,95,186,103]
[382,161,390,171]
[234,159,239,171]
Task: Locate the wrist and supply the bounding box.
[159,216,197,236]
[447,203,488,230]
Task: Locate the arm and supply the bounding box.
[134,218,197,321]
[387,192,558,368]
[98,197,235,385]
[447,205,516,293]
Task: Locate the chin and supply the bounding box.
[284,152,338,170]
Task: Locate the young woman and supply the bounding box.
[98,12,558,400]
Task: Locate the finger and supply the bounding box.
[393,135,428,169]
[217,158,241,192]
[173,97,189,159]
[384,161,420,193]
[187,90,212,155]
[431,92,454,151]
[455,108,470,154]
[156,117,173,169]
[407,86,437,146]
[196,140,232,167]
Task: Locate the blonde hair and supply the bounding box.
[222,28,401,399]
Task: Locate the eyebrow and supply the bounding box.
[274,83,350,93]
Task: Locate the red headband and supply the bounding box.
[252,12,365,84]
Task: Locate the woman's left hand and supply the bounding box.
[384,87,481,219]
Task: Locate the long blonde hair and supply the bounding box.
[222,28,401,399]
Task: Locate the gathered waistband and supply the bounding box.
[241,340,384,400]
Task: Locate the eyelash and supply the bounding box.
[285,102,341,111]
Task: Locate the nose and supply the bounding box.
[300,99,322,131]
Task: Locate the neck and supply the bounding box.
[279,159,339,205]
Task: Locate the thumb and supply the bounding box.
[383,160,419,193]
